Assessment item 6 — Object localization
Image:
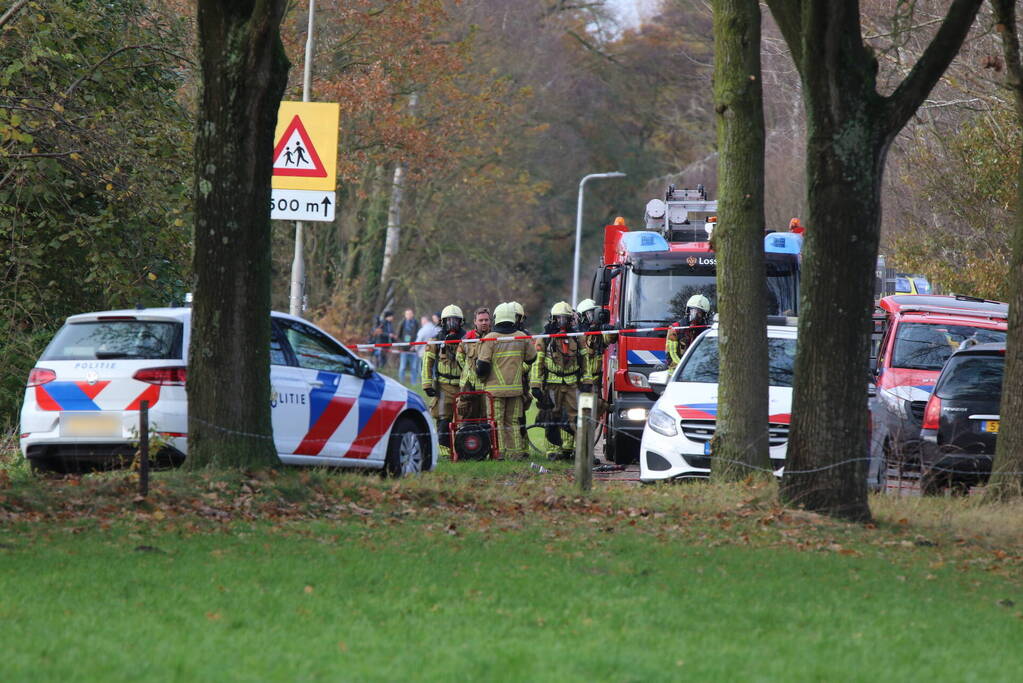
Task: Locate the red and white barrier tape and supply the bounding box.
[348,324,709,351]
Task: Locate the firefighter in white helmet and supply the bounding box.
[530,301,584,460]
[476,302,537,458]
[456,306,492,418]
[421,304,465,452]
[666,293,711,371]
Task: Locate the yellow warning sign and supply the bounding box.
[271,102,339,192]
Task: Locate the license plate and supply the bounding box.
[60,412,122,438]
[984,420,1000,434]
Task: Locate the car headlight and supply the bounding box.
[647,408,678,437]
[619,407,649,421]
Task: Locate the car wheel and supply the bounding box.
[920,466,948,496]
[29,458,61,476]
[612,432,637,465]
[384,417,427,478]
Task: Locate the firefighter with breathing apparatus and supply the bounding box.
[666,294,711,372]
[531,301,584,460]
[421,304,465,452]
[476,302,537,458]
[575,298,614,393]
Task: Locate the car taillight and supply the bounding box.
[26,368,56,387]
[921,395,941,430]
[133,367,187,386]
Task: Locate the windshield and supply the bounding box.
[42,321,183,360]
[892,323,1006,371]
[625,266,716,323]
[624,257,798,324]
[935,354,1004,400]
[677,335,797,387]
[913,277,931,295]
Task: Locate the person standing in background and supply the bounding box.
[397,308,420,385]
[414,314,438,384]
[371,310,396,368]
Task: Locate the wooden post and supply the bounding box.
[575,391,594,491]
[139,400,150,499]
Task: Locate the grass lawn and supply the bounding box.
[2,466,1023,681]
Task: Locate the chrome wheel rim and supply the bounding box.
[399,431,423,475]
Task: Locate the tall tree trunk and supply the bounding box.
[377,92,419,314]
[765,0,983,520]
[187,0,290,469]
[710,0,771,481]
[985,0,1023,501]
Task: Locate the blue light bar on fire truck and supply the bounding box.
[765,232,802,255]
[619,231,670,253]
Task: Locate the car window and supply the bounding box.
[42,321,182,360]
[913,277,931,295]
[936,355,1004,401]
[270,325,289,367]
[677,336,797,387]
[892,323,1006,371]
[280,321,355,374]
[895,277,911,293]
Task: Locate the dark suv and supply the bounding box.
[919,343,1004,494]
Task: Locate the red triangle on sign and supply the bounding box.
[272,115,328,178]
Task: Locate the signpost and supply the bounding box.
[271,99,339,315]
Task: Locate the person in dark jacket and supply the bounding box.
[397,308,420,384]
[371,310,396,368]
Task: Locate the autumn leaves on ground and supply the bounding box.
[2,459,1022,680]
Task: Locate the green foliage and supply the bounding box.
[1,0,194,424]
[890,109,1018,300]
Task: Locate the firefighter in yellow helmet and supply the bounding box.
[476,302,537,458]
[666,294,711,372]
[421,304,465,453]
[530,301,584,460]
[509,301,533,445]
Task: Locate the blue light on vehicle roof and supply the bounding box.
[765,232,802,254]
[621,231,670,253]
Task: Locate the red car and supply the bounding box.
[871,295,1007,486]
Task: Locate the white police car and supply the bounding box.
[20,308,437,475]
[639,320,797,482]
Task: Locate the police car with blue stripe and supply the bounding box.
[20,307,437,475]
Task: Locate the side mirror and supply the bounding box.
[355,358,375,380]
[596,266,620,307]
[648,370,670,394]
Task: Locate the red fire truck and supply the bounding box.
[592,185,803,464]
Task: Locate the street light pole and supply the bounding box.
[289,0,316,317]
[573,171,626,307]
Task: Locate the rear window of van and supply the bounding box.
[42,321,183,361]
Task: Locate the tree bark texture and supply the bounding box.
[765,0,982,520]
[986,0,1023,501]
[710,0,771,481]
[188,0,290,469]
[378,92,419,315]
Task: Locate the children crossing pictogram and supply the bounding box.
[273,115,327,178]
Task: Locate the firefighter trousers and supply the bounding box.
[428,383,459,421]
[493,395,523,458]
[543,383,577,456]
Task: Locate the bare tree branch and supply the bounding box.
[884,0,984,135]
[0,0,29,31]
